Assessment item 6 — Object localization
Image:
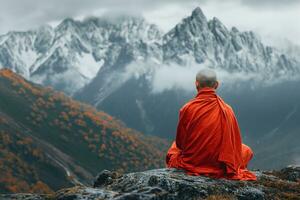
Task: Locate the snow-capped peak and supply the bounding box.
[0,14,162,94]
[191,7,207,23]
[0,7,299,96]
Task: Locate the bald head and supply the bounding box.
[195,69,218,90]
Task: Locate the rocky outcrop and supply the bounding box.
[273,165,300,182]
[2,166,299,200]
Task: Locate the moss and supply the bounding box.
[205,194,236,200]
[257,175,300,199]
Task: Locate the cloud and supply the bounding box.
[0,0,195,33]
[0,0,300,46]
[150,63,204,93]
[241,0,300,9]
[121,58,300,94]
[120,59,262,94]
[199,1,300,46]
[150,62,259,93]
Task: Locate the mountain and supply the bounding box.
[74,7,300,170]
[75,7,300,137]
[1,7,300,170]
[2,166,300,199]
[0,16,162,94]
[1,7,299,96]
[163,7,298,75]
[0,69,168,193]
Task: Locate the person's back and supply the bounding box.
[166,69,256,181]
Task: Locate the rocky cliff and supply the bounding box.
[2,166,299,200]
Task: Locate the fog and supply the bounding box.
[121,59,300,94]
[150,62,259,93]
[1,0,300,46]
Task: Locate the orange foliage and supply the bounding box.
[0,68,167,181]
[75,119,86,127]
[30,181,53,194]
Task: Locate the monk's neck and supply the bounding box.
[196,87,217,98]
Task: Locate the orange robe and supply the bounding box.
[166,88,257,181]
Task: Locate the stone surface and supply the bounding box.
[279,165,300,182]
[0,194,47,200]
[4,166,299,200]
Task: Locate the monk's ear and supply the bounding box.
[195,81,200,90]
[214,81,219,89]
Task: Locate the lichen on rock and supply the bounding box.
[2,166,300,200]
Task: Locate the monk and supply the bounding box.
[166,69,257,181]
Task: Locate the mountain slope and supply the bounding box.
[0,112,72,194]
[0,69,168,193]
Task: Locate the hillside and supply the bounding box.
[0,113,67,194]
[0,69,168,193]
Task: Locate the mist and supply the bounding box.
[121,59,299,94]
[150,62,260,93]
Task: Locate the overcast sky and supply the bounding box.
[0,0,300,46]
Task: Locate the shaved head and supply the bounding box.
[196,69,218,89]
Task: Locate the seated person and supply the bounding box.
[166,69,256,181]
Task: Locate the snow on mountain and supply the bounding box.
[76,7,300,104]
[1,7,300,168]
[0,6,299,96]
[0,16,162,94]
[73,7,300,140]
[0,31,38,78]
[162,7,299,78]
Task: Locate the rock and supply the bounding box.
[279,165,300,182]
[55,186,117,200]
[2,166,300,200]
[93,170,119,188]
[0,194,46,200]
[55,167,299,199]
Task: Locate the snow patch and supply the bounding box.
[0,35,9,45]
[32,69,89,95]
[76,53,104,79]
[18,48,39,69]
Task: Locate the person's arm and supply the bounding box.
[175,107,188,150]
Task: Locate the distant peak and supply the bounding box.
[35,25,54,33]
[211,17,222,24]
[62,17,76,24]
[209,17,228,31]
[57,18,78,31]
[191,7,207,21]
[231,27,240,33]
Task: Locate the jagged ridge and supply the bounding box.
[0,7,299,95]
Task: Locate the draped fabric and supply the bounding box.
[166,88,256,180]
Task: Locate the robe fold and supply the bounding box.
[166,88,257,181]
